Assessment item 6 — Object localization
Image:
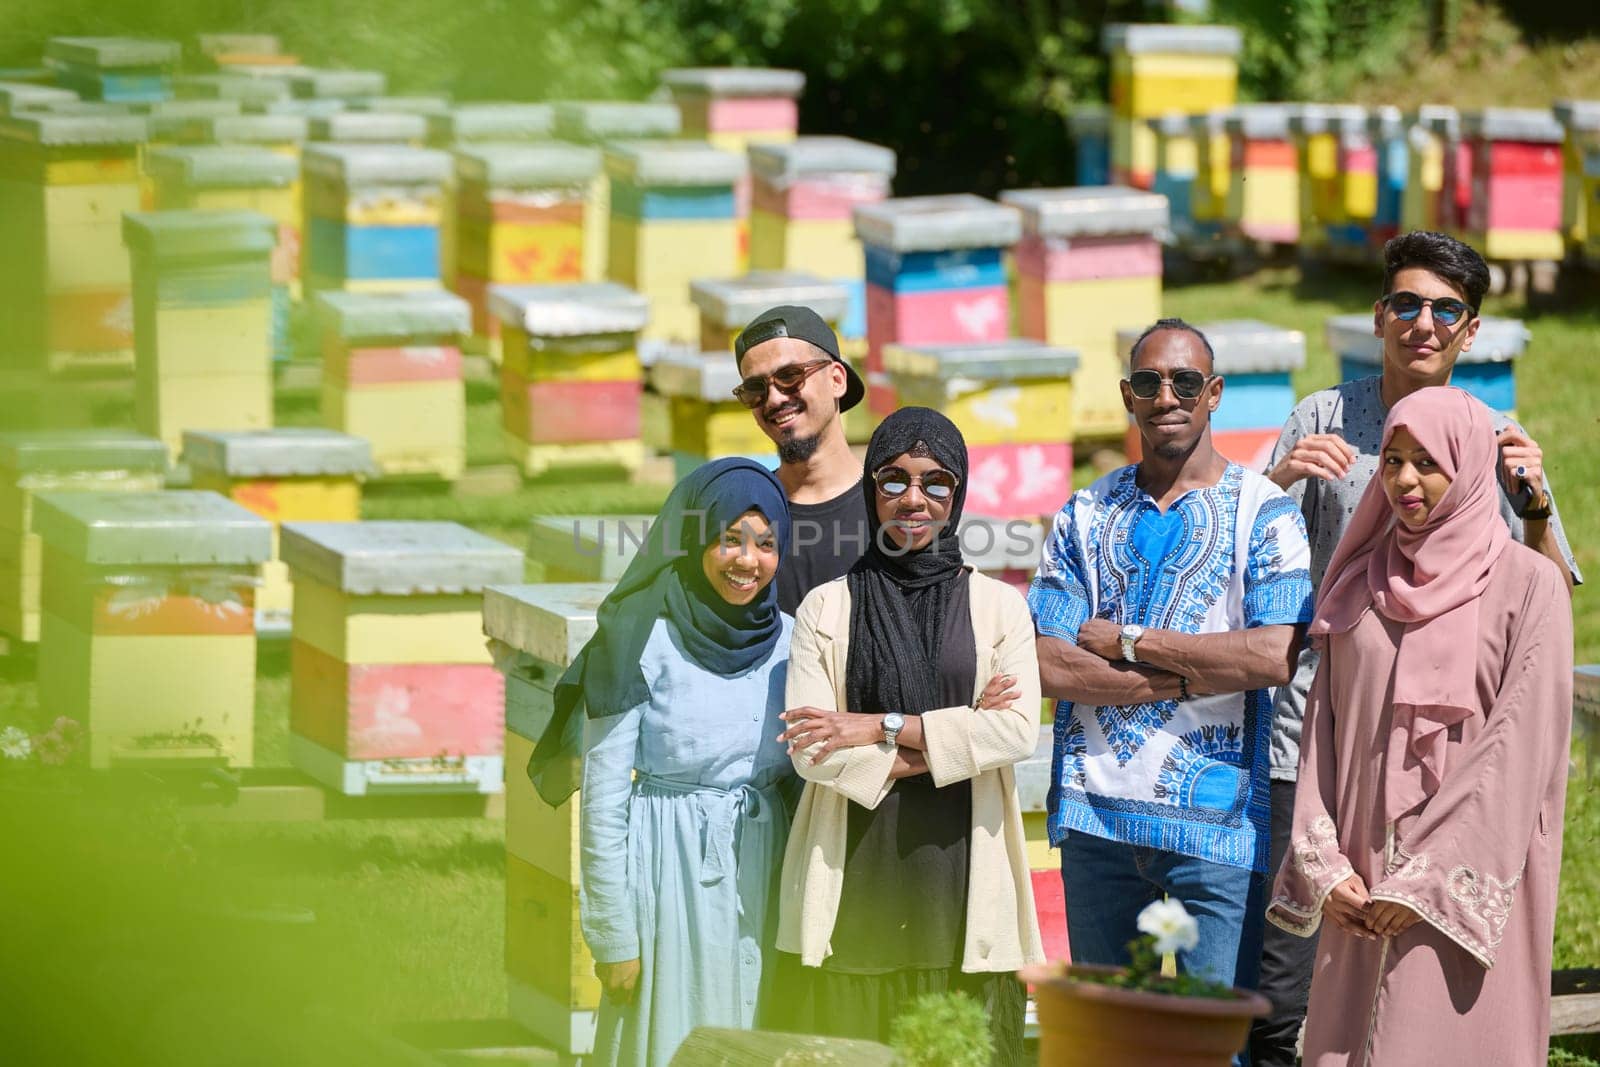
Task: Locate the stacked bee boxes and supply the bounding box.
[1328,312,1528,415]
[1224,104,1299,246]
[46,37,179,104]
[1068,105,1111,187]
[453,143,601,353]
[302,144,451,294]
[855,195,1021,418]
[0,82,79,115]
[309,111,428,146]
[183,429,371,632]
[748,136,895,350]
[1101,23,1241,190]
[34,490,271,768]
[1461,109,1566,263]
[1289,104,1366,254]
[662,67,805,267]
[0,431,167,643]
[1325,106,1380,262]
[489,283,650,479]
[485,582,610,1058]
[317,289,469,481]
[1187,109,1234,252]
[282,521,522,795]
[1368,107,1407,250]
[886,340,1079,520]
[122,210,277,455]
[1554,101,1600,263]
[173,73,291,109]
[554,102,682,283]
[0,111,146,378]
[1005,186,1167,442]
[1146,113,1197,241]
[525,515,653,583]
[289,69,387,103]
[1400,106,1457,235]
[195,34,293,70]
[605,140,744,352]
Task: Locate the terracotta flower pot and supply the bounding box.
[1019,962,1271,1067]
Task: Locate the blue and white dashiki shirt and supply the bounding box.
[1027,464,1313,872]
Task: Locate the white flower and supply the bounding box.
[1,726,32,760]
[1137,898,1200,955]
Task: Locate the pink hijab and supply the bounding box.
[1310,386,1510,820]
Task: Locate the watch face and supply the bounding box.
[1121,624,1142,640]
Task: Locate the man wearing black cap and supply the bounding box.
[733,305,870,615]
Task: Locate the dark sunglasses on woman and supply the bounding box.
[1381,291,1475,328]
[731,358,834,408]
[1126,369,1214,400]
[872,466,960,501]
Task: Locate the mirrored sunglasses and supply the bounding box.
[1382,291,1475,327]
[872,466,960,501]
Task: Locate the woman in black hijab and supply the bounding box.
[529,457,796,1067]
[770,408,1045,1062]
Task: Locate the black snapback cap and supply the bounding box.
[733,304,864,412]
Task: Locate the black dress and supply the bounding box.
[771,573,1025,1063]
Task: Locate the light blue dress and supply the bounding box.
[580,614,795,1067]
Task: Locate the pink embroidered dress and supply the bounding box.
[1266,388,1574,1067]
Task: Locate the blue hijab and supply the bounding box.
[528,458,791,804]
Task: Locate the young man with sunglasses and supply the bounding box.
[1028,319,1315,1008]
[1248,230,1581,1067]
[732,305,872,614]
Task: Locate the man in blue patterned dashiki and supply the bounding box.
[1027,319,1314,995]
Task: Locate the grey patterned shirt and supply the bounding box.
[1265,376,1582,781]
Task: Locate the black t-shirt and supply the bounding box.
[776,482,871,616]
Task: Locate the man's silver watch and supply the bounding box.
[882,712,905,746]
[1119,624,1145,664]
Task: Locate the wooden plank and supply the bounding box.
[668,1029,896,1066]
[1551,992,1600,1036]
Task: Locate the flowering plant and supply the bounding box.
[1,717,84,768]
[1073,898,1237,999]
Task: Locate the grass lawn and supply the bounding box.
[2,265,1597,1061]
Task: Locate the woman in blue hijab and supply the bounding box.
[529,458,795,1067]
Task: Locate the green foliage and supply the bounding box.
[888,990,993,1067]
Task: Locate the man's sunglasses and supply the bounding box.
[732,358,834,409]
[872,466,960,501]
[1126,369,1214,400]
[1381,291,1475,328]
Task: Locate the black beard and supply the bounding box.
[778,434,822,464]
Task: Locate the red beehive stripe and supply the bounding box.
[500,373,642,444]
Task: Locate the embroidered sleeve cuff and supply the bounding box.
[1267,855,1353,939]
[1366,887,1494,969]
[1028,586,1089,643]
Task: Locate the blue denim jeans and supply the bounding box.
[1060,829,1266,990]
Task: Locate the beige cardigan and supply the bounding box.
[775,569,1046,973]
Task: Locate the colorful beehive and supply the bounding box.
[302,144,451,293]
[196,34,291,70]
[309,111,428,146]
[489,282,650,478]
[1367,107,1407,249]
[1146,112,1198,241]
[316,289,469,481]
[1224,103,1299,245]
[885,341,1077,520]
[554,102,682,282]
[0,111,146,377]
[525,515,653,583]
[1328,311,1528,415]
[33,490,270,769]
[1287,104,1354,253]
[260,98,347,121]
[1003,186,1167,441]
[1016,725,1071,964]
[183,429,372,632]
[1400,106,1456,235]
[1461,109,1566,262]
[1119,319,1305,471]
[1324,106,1380,262]
[289,69,387,101]
[1068,104,1111,187]
[145,147,299,362]
[1427,108,1471,238]
[747,137,895,347]
[958,514,1046,597]
[662,67,805,268]
[1586,145,1600,268]
[142,99,242,147]
[1101,23,1242,190]
[348,96,452,118]
[1187,109,1234,248]
[428,103,555,146]
[1554,100,1600,260]
[0,431,167,643]
[122,210,277,456]
[604,139,743,350]
[453,143,601,349]
[650,350,773,480]
[854,195,1022,418]
[0,82,79,115]
[281,521,522,795]
[45,37,179,104]
[487,582,609,1056]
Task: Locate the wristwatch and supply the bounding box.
[882,712,905,746]
[1119,624,1145,664]
[1518,489,1552,521]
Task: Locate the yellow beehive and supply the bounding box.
[885,340,1078,448]
[183,429,371,632]
[1402,106,1457,235]
[1224,104,1301,245]
[32,490,270,769]
[1556,101,1600,255]
[553,102,682,283]
[1103,23,1241,189]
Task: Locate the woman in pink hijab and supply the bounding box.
[1267,387,1573,1066]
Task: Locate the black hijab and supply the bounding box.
[528,458,791,804]
[844,407,969,717]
